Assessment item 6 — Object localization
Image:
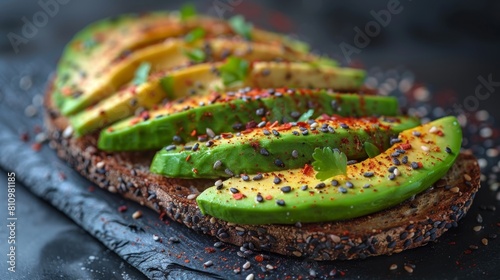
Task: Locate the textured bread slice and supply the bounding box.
[44,82,480,260]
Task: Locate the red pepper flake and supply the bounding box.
[221,133,233,139]
[241,129,253,134]
[190,130,197,137]
[436,130,444,136]
[186,155,191,162]
[254,255,264,262]
[302,164,314,176]
[184,259,190,263]
[204,247,216,254]
[31,143,42,152]
[20,132,29,142]
[140,111,150,121]
[107,127,114,132]
[400,143,412,150]
[130,118,140,125]
[192,168,198,174]
[118,205,128,213]
[233,193,245,200]
[265,195,273,200]
[417,162,423,168]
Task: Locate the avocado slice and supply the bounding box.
[70,61,366,136]
[97,89,400,151]
[196,116,462,224]
[150,116,420,178]
[53,12,315,115]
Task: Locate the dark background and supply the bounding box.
[0,0,499,279]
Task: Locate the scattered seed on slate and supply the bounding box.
[364,172,374,177]
[276,199,286,206]
[482,238,489,245]
[169,237,180,243]
[253,174,263,181]
[214,242,223,248]
[260,148,270,156]
[346,181,354,188]
[273,177,281,184]
[204,260,213,267]
[165,145,176,151]
[243,261,251,270]
[301,185,308,191]
[281,186,292,193]
[390,264,398,270]
[255,194,264,203]
[473,226,482,232]
[245,273,254,280]
[404,265,414,273]
[213,160,222,170]
[315,183,326,189]
[292,150,299,158]
[338,187,348,193]
[411,162,419,169]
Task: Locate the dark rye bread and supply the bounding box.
[43,83,481,260]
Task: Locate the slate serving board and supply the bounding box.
[0,58,499,279]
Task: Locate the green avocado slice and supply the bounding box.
[196,116,462,224]
[97,89,400,151]
[53,12,316,116]
[70,60,365,136]
[150,115,420,178]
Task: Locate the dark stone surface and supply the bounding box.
[0,0,499,279]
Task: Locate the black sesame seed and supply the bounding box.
[272,129,280,137]
[402,155,408,164]
[232,123,243,131]
[338,187,348,193]
[274,159,285,167]
[412,131,421,137]
[389,173,396,180]
[242,175,250,181]
[346,181,354,188]
[392,158,401,165]
[281,186,292,193]
[340,123,349,129]
[165,144,176,151]
[198,135,208,142]
[172,135,182,142]
[347,160,357,165]
[388,166,397,173]
[363,172,374,177]
[184,145,192,151]
[192,143,199,151]
[260,148,270,156]
[301,130,309,136]
[445,147,452,154]
[301,185,308,191]
[290,111,301,119]
[276,199,286,206]
[253,174,263,181]
[256,108,265,116]
[206,141,214,147]
[263,129,270,135]
[390,138,402,145]
[225,168,234,176]
[315,183,326,189]
[363,184,371,188]
[273,177,281,184]
[411,162,419,169]
[255,194,264,203]
[391,152,400,157]
[396,149,406,154]
[292,150,299,158]
[292,131,300,136]
[230,188,239,194]
[331,180,339,186]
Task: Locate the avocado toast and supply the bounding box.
[44,9,480,260]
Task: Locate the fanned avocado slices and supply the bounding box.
[70,59,365,136]
[53,11,315,115]
[150,115,420,178]
[196,116,462,224]
[97,88,400,151]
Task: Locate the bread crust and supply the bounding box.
[44,83,480,260]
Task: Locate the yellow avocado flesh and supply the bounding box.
[196,116,462,225]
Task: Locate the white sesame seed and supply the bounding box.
[204,260,213,267]
[464,174,472,181]
[215,179,223,187]
[404,265,414,273]
[429,126,438,133]
[266,264,274,270]
[482,238,489,246]
[62,126,74,138]
[96,161,105,169]
[393,168,400,176]
[450,187,460,193]
[132,210,142,219]
[421,145,429,152]
[187,194,197,200]
[389,264,398,270]
[107,186,117,193]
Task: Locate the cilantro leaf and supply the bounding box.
[363,141,381,158]
[183,48,206,63]
[133,62,151,85]
[219,57,249,86]
[159,75,174,98]
[312,147,347,180]
[285,36,310,53]
[309,56,339,68]
[229,15,252,40]
[298,109,314,122]
[180,3,196,21]
[185,27,205,43]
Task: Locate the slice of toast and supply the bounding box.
[44,82,480,260]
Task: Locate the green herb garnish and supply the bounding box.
[185,27,205,43]
[312,147,347,180]
[132,62,151,85]
[229,15,252,40]
[309,56,339,68]
[183,48,206,63]
[219,57,249,86]
[363,142,381,158]
[159,75,174,97]
[298,109,314,122]
[285,36,310,53]
[180,3,196,21]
